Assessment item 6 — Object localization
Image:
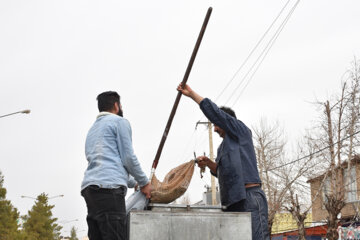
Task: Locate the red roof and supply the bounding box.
[271,224,328,237]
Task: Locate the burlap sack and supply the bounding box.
[151,160,195,203]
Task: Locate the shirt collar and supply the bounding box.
[96,111,117,119]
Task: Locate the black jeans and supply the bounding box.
[225,186,270,240]
[81,185,127,240]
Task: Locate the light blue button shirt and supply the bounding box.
[81,112,149,191]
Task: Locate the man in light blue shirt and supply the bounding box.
[81,91,151,240]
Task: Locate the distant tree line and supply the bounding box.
[0,171,78,240]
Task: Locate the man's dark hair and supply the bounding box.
[220,106,237,118]
[96,91,120,112]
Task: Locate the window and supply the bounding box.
[343,167,357,203]
[322,176,331,207]
[320,166,358,208]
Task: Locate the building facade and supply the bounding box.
[308,157,360,223]
[272,212,313,234]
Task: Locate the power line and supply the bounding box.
[177,127,212,164]
[176,128,198,163]
[267,129,360,172]
[214,0,293,103]
[231,0,300,108]
[187,1,300,157]
[226,0,300,105]
[181,0,301,169]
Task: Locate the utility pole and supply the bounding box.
[196,121,217,205]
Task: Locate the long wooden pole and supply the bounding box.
[151,7,212,177]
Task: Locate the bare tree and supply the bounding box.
[285,191,309,240]
[253,119,286,233]
[253,59,360,239]
[279,132,327,240]
[254,119,334,238]
[308,58,360,240]
[282,137,318,240]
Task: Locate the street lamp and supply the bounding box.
[63,229,86,233]
[21,194,64,200]
[59,219,78,224]
[21,195,36,200]
[49,194,64,199]
[0,109,31,119]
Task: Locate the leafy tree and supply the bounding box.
[0,170,21,240]
[69,226,79,240]
[22,193,62,240]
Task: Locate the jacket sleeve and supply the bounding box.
[199,98,250,140]
[210,169,218,178]
[116,119,149,187]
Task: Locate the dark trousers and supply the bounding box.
[225,186,270,240]
[81,185,127,240]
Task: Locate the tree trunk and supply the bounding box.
[268,211,275,236]
[297,222,306,240]
[325,195,345,240]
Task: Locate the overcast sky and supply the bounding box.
[1,0,360,237]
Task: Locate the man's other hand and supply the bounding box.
[196,156,209,168]
[140,182,152,199]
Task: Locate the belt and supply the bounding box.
[245,183,260,188]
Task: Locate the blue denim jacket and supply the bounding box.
[200,98,261,206]
[81,112,149,191]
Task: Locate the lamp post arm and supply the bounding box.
[0,109,31,118]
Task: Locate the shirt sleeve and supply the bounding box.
[116,119,149,187]
[127,175,137,188]
[199,98,250,140]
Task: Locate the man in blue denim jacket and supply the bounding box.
[81,91,151,240]
[178,84,269,240]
